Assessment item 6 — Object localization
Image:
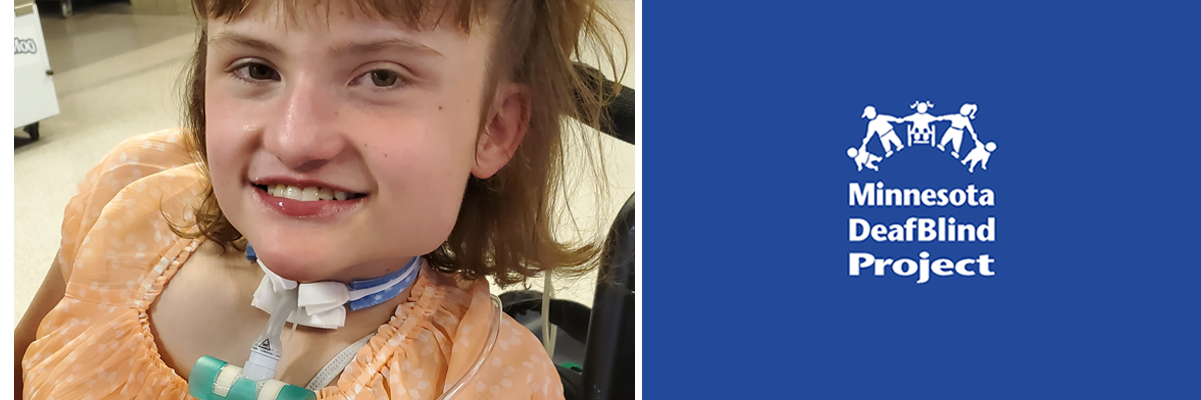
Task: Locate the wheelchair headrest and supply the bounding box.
[573,63,635,146]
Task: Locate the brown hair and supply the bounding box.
[177,0,627,286]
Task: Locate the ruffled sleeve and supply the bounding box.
[23,128,205,400]
[56,128,196,281]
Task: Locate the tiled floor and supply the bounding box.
[15,0,636,322]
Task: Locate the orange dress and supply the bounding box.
[22,129,564,400]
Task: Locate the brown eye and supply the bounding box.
[370,70,398,87]
[248,64,276,80]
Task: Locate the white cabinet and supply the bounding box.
[14,1,60,136]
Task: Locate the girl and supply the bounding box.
[937,103,979,159]
[15,0,627,398]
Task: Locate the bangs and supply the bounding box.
[193,0,494,32]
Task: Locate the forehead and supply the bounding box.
[198,0,492,33]
[202,0,506,63]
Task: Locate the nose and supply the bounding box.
[262,72,346,172]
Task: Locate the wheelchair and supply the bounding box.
[501,63,635,400]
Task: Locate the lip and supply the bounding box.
[253,185,365,219]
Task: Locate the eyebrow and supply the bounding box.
[334,38,444,58]
[208,32,282,55]
[208,32,443,59]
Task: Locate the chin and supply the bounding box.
[250,237,341,283]
[265,258,334,283]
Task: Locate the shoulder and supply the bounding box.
[91,128,196,185]
[459,313,564,399]
[58,128,205,280]
[396,274,565,399]
[69,128,199,204]
[453,286,564,399]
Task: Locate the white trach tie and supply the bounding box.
[249,250,421,329]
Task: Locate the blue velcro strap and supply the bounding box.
[348,257,418,289]
[347,257,420,311]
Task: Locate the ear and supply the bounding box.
[472,82,531,179]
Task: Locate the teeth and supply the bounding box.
[284,185,302,200]
[301,187,319,201]
[264,184,357,202]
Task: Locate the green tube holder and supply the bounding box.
[188,356,317,400]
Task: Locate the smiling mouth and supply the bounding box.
[253,183,367,201]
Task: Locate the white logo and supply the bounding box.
[848,101,997,173]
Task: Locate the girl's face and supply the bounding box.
[205,4,502,282]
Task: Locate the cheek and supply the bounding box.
[204,79,238,160]
[375,84,482,179]
[203,88,256,218]
[368,118,477,246]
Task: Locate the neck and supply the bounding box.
[245,244,424,333]
[255,265,422,343]
[324,257,416,284]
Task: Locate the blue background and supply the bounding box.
[643,1,1199,398]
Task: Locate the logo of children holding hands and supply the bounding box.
[848,100,997,173]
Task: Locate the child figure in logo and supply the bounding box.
[937,103,979,159]
[847,145,882,171]
[860,105,905,157]
[962,140,997,173]
[899,100,938,146]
